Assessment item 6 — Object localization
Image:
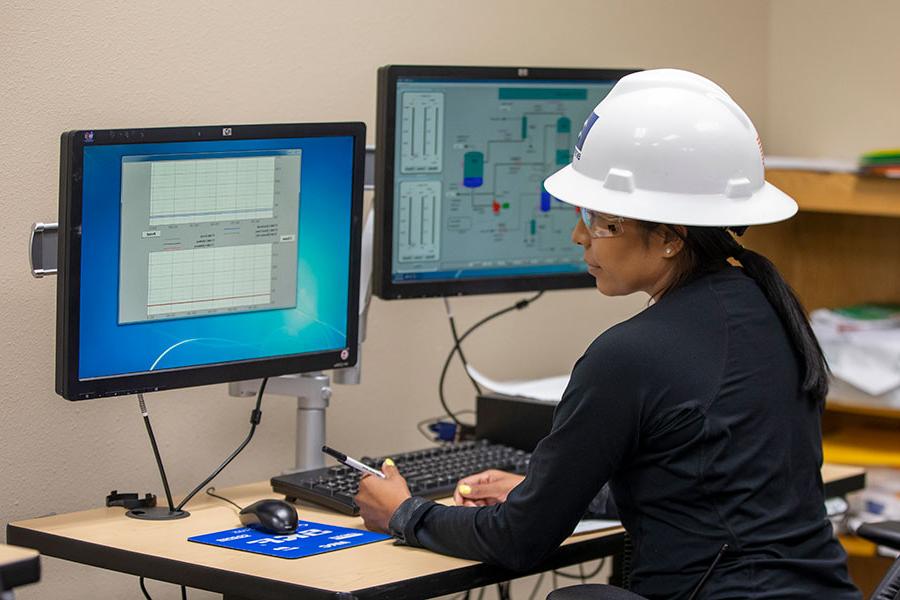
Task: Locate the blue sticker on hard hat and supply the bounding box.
[574,112,599,160]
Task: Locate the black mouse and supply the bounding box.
[239,499,299,535]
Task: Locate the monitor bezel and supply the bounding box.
[374,64,639,300]
[56,122,365,400]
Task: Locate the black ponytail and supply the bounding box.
[734,246,829,403]
[642,223,829,404]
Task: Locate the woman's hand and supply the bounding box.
[453,469,525,507]
[355,459,412,533]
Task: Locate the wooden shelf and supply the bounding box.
[742,195,900,311]
[823,425,900,467]
[766,169,900,218]
[826,398,900,420]
[838,534,877,558]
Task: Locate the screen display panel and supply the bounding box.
[374,65,638,299]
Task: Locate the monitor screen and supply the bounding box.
[56,122,364,400]
[373,65,638,299]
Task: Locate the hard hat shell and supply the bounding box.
[543,69,797,227]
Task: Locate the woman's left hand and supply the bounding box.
[355,459,412,533]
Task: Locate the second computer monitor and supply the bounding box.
[374,65,638,299]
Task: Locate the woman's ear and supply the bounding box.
[661,225,686,258]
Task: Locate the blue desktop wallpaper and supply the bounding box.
[79,136,354,379]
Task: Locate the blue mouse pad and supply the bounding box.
[188,520,391,559]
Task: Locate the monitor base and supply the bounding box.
[126,507,190,521]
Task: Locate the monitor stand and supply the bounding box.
[229,373,332,472]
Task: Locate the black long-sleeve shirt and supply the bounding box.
[390,267,860,599]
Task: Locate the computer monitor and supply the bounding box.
[373,65,638,299]
[56,122,365,400]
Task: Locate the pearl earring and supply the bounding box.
[665,248,672,255]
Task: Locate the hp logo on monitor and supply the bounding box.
[222,128,232,137]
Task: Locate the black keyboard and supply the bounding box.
[271,440,530,515]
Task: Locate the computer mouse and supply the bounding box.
[239,499,299,535]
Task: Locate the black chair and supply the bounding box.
[859,521,900,600]
[547,521,900,600]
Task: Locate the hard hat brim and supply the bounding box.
[544,164,799,227]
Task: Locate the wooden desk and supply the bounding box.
[822,464,866,498]
[6,465,865,600]
[6,481,623,600]
[0,544,40,593]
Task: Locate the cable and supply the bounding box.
[496,581,510,600]
[137,394,176,512]
[528,572,546,600]
[135,380,266,600]
[137,577,187,599]
[553,558,606,580]
[139,577,152,600]
[438,291,544,424]
[416,418,436,443]
[443,298,482,395]
[175,377,268,512]
[416,410,475,443]
[205,486,243,511]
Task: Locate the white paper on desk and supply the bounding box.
[572,519,622,536]
[765,155,858,173]
[466,365,569,402]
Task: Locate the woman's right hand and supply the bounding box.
[453,469,525,507]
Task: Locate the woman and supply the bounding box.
[356,70,860,599]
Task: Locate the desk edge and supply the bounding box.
[824,471,866,499]
[349,530,626,599]
[0,551,40,592]
[6,524,336,600]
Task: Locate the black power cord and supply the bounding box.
[139,576,152,600]
[438,292,544,425]
[497,581,511,600]
[442,298,483,396]
[206,486,243,511]
[134,377,268,599]
[138,577,186,600]
[553,558,606,580]
[137,393,177,513]
[528,572,546,600]
[174,377,268,512]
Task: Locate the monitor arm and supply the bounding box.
[227,206,375,473]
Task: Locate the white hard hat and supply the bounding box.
[543,69,797,227]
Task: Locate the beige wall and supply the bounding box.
[765,0,900,158]
[0,1,890,598]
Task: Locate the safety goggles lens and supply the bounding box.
[580,208,625,238]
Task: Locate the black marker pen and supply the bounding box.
[322,445,387,479]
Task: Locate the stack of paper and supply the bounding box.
[764,155,858,173]
[812,304,900,396]
[466,365,569,403]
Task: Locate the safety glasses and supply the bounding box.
[579,208,626,238]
